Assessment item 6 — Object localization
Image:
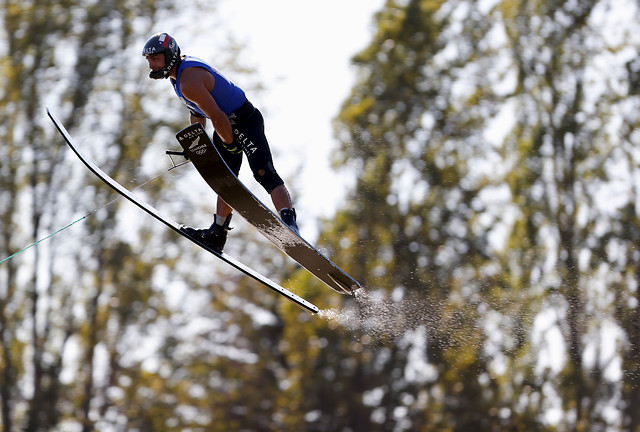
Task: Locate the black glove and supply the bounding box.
[223,139,242,154]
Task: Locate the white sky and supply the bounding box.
[188,0,386,238]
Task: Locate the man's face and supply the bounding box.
[146,53,165,73]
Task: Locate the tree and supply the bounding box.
[1,1,324,429]
[0,0,180,429]
[328,0,640,430]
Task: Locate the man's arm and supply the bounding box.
[180,67,234,144]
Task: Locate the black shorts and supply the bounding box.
[211,99,284,193]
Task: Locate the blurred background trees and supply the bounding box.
[331,0,640,430]
[1,0,640,430]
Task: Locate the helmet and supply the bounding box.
[142,33,181,79]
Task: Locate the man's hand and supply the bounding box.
[222,140,242,154]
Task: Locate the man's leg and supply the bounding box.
[237,106,299,234]
[270,184,299,235]
[216,196,233,219]
[269,184,293,212]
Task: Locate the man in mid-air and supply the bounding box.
[142,33,299,253]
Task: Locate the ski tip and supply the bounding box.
[328,273,359,295]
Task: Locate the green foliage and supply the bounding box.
[0,0,182,430]
[3,0,640,431]
[327,0,640,430]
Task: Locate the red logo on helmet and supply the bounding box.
[159,34,171,47]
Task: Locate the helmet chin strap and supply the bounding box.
[149,68,168,79]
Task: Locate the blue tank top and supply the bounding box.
[171,56,246,116]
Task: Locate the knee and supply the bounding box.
[254,162,284,194]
